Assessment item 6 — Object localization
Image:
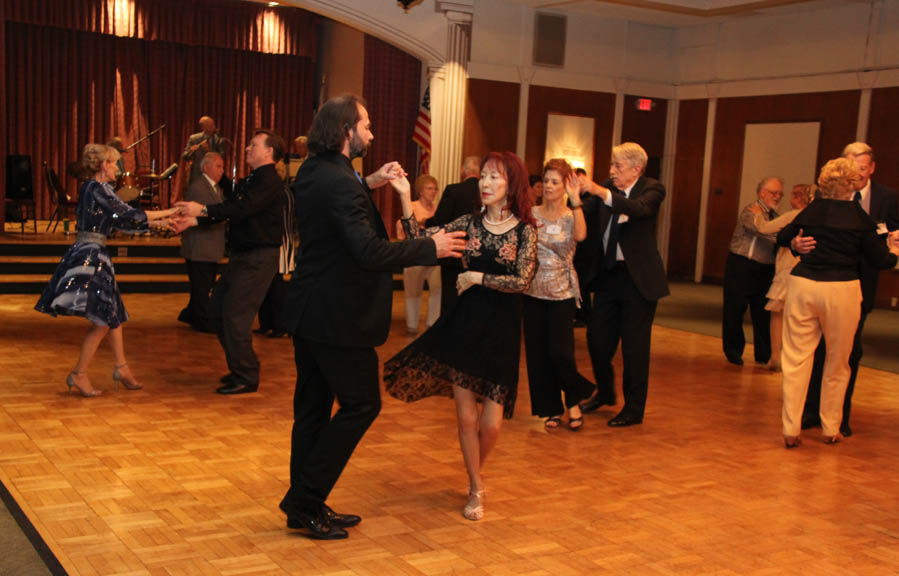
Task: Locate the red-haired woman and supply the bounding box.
[524,159,595,431]
[385,151,537,522]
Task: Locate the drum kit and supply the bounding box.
[112,124,178,208]
[115,165,178,207]
[116,171,141,203]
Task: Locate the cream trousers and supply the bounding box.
[781,275,861,437]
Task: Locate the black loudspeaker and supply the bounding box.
[534,12,566,67]
[6,155,34,200]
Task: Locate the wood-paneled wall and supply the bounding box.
[868,86,899,310]
[702,90,860,281]
[462,79,520,162]
[524,85,615,178]
[668,99,708,280]
[621,95,667,180]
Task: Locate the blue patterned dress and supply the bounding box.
[35,180,149,328]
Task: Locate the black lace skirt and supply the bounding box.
[384,285,522,419]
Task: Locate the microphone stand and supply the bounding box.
[125,124,166,175]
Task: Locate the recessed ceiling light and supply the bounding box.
[268,1,279,6]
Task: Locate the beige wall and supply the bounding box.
[318,20,364,101]
[317,19,364,172]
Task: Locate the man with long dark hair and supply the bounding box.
[278,94,466,540]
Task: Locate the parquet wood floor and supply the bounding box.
[1,293,897,575]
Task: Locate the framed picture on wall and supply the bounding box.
[740,122,820,214]
[544,113,595,178]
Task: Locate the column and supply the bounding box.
[430,4,473,190]
[516,67,535,160]
[695,93,718,283]
[657,98,679,269]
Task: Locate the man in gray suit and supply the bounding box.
[178,152,226,332]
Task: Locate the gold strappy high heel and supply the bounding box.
[66,371,102,397]
[112,363,143,391]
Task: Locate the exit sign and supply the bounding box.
[635,98,655,111]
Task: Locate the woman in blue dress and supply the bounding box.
[35,143,178,397]
[385,151,537,522]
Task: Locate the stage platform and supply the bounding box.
[1,225,187,294]
[0,292,898,575]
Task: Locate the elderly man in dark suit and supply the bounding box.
[278,94,466,540]
[425,155,481,317]
[578,143,670,427]
[178,152,226,332]
[802,142,899,436]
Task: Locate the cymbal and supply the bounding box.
[141,173,161,179]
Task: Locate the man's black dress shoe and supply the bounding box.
[286,511,348,540]
[323,504,361,528]
[726,356,744,366]
[216,382,258,395]
[840,423,852,437]
[608,412,642,427]
[581,393,616,414]
[220,374,233,384]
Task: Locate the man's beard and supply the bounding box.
[349,132,370,159]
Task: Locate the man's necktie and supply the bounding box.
[853,190,861,203]
[603,189,624,270]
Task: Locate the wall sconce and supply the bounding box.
[398,0,424,12]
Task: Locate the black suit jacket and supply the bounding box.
[583,176,670,302]
[426,177,480,227]
[283,152,437,348]
[860,180,899,311]
[426,176,480,269]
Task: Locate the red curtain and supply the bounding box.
[4,21,314,217]
[362,34,422,238]
[3,0,316,57]
[1,0,316,223]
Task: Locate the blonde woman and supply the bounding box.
[777,158,899,447]
[395,175,442,334]
[36,144,177,396]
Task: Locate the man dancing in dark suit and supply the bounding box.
[425,155,481,317]
[802,141,899,436]
[578,143,670,427]
[174,130,286,395]
[279,94,466,540]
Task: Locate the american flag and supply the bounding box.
[412,86,431,175]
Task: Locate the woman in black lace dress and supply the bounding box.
[384,151,537,521]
